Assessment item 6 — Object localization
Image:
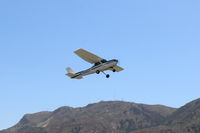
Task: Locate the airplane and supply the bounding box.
[66,48,124,79]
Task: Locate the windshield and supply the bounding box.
[101,59,107,63]
[94,62,101,66]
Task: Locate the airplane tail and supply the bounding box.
[66,67,75,74]
[65,67,76,77]
[65,67,82,79]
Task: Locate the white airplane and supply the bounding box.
[66,48,124,79]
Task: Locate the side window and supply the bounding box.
[101,59,107,63]
[94,59,107,66]
[94,62,100,66]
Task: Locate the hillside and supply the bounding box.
[1,98,200,133]
[166,98,200,133]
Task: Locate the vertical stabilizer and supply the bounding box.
[66,67,75,74]
[65,67,83,79]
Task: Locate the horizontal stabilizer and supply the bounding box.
[65,67,83,79]
[66,73,75,77]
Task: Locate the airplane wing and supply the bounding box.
[113,65,124,72]
[74,48,103,64]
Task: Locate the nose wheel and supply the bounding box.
[106,74,110,78]
[102,71,110,78]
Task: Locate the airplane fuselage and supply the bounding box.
[71,59,118,79]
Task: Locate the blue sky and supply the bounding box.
[0,0,200,130]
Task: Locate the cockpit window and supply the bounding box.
[94,62,101,66]
[101,59,107,63]
[93,59,107,66]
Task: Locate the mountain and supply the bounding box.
[1,98,200,133]
[130,98,200,133]
[166,98,200,133]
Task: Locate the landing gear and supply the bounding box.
[113,69,116,72]
[106,74,110,78]
[96,70,100,74]
[102,71,110,78]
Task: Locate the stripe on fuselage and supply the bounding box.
[72,60,117,78]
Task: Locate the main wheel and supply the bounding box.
[106,74,110,78]
[113,69,116,72]
[96,70,100,74]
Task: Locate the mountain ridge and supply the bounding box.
[1,99,200,133]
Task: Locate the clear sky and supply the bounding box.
[0,0,200,130]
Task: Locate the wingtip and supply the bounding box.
[74,48,83,53]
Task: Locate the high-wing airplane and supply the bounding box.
[66,48,124,79]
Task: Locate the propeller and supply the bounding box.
[115,59,120,66]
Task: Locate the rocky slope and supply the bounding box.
[1,98,200,133]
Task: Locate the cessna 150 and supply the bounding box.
[66,48,124,79]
